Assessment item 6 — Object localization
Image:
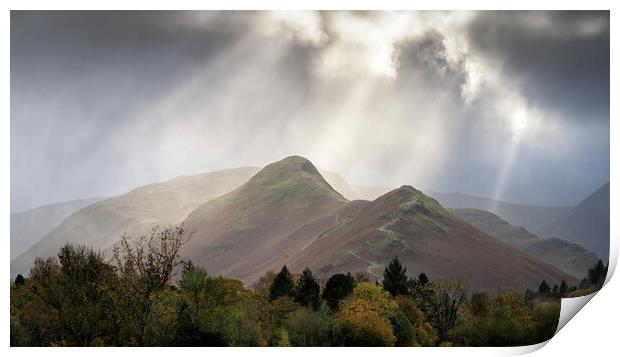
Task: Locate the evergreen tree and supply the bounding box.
[559,280,569,298]
[417,272,429,286]
[14,274,25,286]
[410,272,435,318]
[538,280,551,298]
[294,267,321,310]
[588,260,607,287]
[322,273,356,310]
[551,284,559,299]
[269,265,295,301]
[382,256,409,296]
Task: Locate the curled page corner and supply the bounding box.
[555,293,596,334]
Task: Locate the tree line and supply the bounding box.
[10,225,607,347]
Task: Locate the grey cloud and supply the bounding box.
[10,11,609,212]
[467,11,609,122]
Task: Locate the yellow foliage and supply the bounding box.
[335,298,396,346]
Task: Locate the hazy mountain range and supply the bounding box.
[11,156,608,292]
[450,208,599,279]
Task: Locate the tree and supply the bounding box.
[294,268,321,310]
[551,284,559,299]
[283,307,332,346]
[410,272,436,318]
[382,256,409,296]
[253,271,277,299]
[350,282,398,316]
[431,279,467,341]
[389,311,414,346]
[532,301,560,343]
[334,298,396,346]
[111,225,188,345]
[559,280,569,298]
[269,266,295,301]
[537,280,551,298]
[322,273,355,311]
[588,260,607,287]
[14,274,26,286]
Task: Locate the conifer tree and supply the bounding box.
[559,280,568,298]
[269,265,295,301]
[382,256,409,296]
[322,273,355,310]
[538,280,551,298]
[294,267,321,310]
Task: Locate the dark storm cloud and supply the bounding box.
[467,11,609,122]
[10,11,610,212]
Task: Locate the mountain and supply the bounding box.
[539,182,610,260]
[181,156,352,283]
[289,186,577,292]
[350,186,571,235]
[10,197,102,259]
[451,208,599,279]
[10,167,261,277]
[428,191,571,234]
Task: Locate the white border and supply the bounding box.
[2,2,617,356]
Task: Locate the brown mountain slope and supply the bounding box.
[11,167,261,277]
[289,186,578,292]
[182,156,355,283]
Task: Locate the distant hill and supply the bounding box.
[10,167,261,277]
[427,192,571,235]
[539,182,610,260]
[350,186,571,235]
[289,185,577,292]
[451,208,599,279]
[182,156,351,283]
[10,197,102,259]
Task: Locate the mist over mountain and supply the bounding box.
[451,208,599,279]
[10,197,102,259]
[539,182,610,260]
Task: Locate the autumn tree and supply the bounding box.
[431,279,467,342]
[111,225,188,345]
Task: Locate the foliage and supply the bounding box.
[430,279,467,342]
[9,233,569,347]
[334,298,396,346]
[269,265,295,301]
[382,256,409,296]
[322,273,355,311]
[283,307,333,346]
[294,268,321,310]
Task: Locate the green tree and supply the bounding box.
[559,280,569,298]
[532,301,560,343]
[537,280,551,298]
[588,260,607,287]
[382,256,409,296]
[283,307,333,346]
[14,274,25,286]
[389,311,415,346]
[322,273,355,311]
[269,266,295,301]
[294,268,321,310]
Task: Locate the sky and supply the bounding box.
[11,11,610,212]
